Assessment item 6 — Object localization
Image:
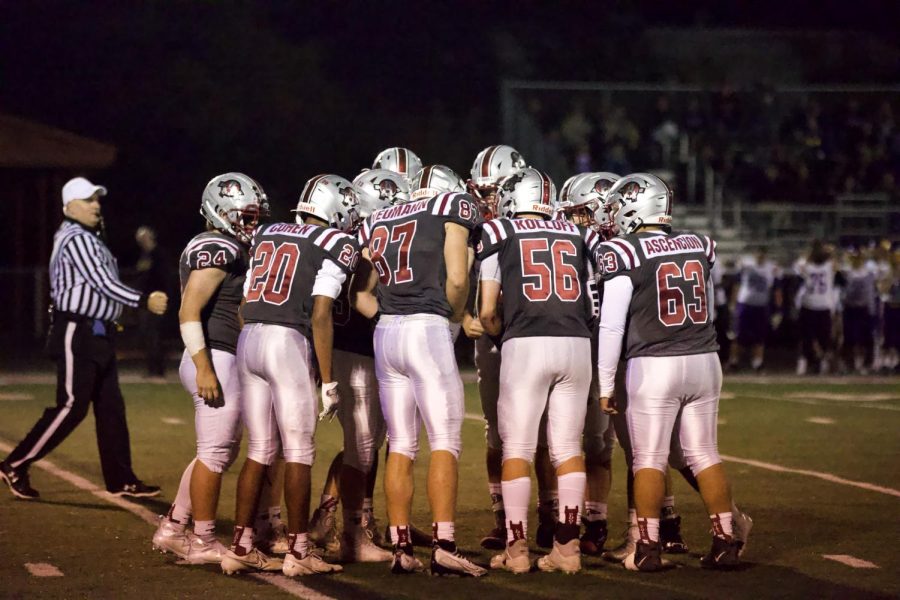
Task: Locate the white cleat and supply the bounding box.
[602,522,637,563]
[220,548,284,575]
[490,539,531,574]
[283,552,343,576]
[340,531,393,563]
[364,513,385,547]
[186,536,228,564]
[152,516,191,559]
[732,510,754,557]
[430,542,488,577]
[309,507,340,554]
[536,539,581,574]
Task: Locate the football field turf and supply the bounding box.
[1,374,898,599]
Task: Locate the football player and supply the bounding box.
[794,240,840,375]
[305,169,410,556]
[356,171,487,577]
[466,147,560,549]
[841,248,878,374]
[728,246,782,373]
[153,173,284,564]
[372,147,423,183]
[596,173,742,571]
[220,175,361,577]
[479,168,598,574]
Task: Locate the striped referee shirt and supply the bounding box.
[50,219,143,321]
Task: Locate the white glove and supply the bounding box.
[319,381,340,422]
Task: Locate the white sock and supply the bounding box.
[194,519,216,542]
[289,532,310,558]
[170,458,196,525]
[433,521,455,542]
[584,501,607,522]
[710,512,734,539]
[231,526,254,555]
[557,472,586,527]
[168,504,190,530]
[502,476,530,543]
[637,517,660,543]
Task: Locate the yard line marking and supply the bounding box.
[161,417,186,425]
[720,454,900,498]
[805,417,835,425]
[822,554,880,569]
[464,412,484,421]
[785,392,900,402]
[0,440,337,600]
[741,394,900,412]
[0,393,34,401]
[25,563,64,577]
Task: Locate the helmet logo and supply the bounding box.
[338,186,357,207]
[501,170,525,192]
[377,179,399,201]
[620,181,644,203]
[510,151,523,168]
[594,179,613,195]
[218,180,243,198]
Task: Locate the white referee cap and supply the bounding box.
[62,177,107,206]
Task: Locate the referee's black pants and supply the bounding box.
[6,318,140,491]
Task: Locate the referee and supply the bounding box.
[1,177,168,500]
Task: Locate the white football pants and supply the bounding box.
[374,314,464,460]
[334,349,385,472]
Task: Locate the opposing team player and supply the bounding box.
[794,240,839,375]
[153,173,283,564]
[728,247,782,373]
[372,147,423,183]
[479,168,597,574]
[220,175,362,577]
[356,177,486,576]
[305,169,410,555]
[596,173,742,571]
[467,147,561,549]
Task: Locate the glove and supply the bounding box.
[319,381,340,422]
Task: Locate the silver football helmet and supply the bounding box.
[559,172,621,239]
[409,165,466,201]
[372,147,423,181]
[353,169,410,216]
[200,172,268,243]
[294,174,361,233]
[468,145,527,218]
[495,168,557,219]
[606,172,673,235]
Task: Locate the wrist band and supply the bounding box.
[180,321,206,356]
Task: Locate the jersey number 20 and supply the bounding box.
[656,260,708,326]
[246,241,300,305]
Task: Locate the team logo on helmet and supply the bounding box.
[594,178,615,195]
[338,186,357,206]
[218,180,243,198]
[501,170,525,192]
[620,181,645,202]
[510,151,523,167]
[377,179,399,201]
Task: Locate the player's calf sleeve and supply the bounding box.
[172,458,196,520]
[501,477,530,543]
[557,472,586,543]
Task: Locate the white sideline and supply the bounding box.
[25,563,64,577]
[0,441,337,600]
[822,554,880,569]
[719,454,900,498]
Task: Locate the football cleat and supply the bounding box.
[700,536,741,570]
[732,510,754,557]
[186,536,228,564]
[340,530,393,563]
[390,544,424,574]
[309,505,340,554]
[430,540,488,577]
[490,539,531,574]
[624,541,673,572]
[283,551,343,576]
[385,523,433,547]
[602,522,637,563]
[220,547,284,574]
[109,481,161,498]
[536,539,581,574]
[257,522,290,555]
[0,462,39,500]
[480,526,507,551]
[579,519,609,556]
[151,516,191,559]
[364,513,385,547]
[660,515,689,554]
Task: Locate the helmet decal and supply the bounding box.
[217,180,243,198]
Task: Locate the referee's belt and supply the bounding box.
[53,311,119,336]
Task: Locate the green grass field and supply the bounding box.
[1,374,898,599]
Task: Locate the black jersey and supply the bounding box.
[358,192,481,317]
[333,277,375,357]
[179,231,248,354]
[597,230,718,359]
[242,222,360,340]
[477,217,600,342]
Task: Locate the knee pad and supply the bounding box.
[683,450,721,476]
[427,431,461,459]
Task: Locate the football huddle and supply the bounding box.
[147,144,751,579]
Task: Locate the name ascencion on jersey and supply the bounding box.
[510,219,579,233]
[640,234,704,258]
[371,199,430,222]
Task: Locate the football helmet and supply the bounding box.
[558,173,592,206]
[606,172,673,235]
[353,169,410,215]
[294,174,361,233]
[468,145,527,218]
[559,172,621,240]
[372,147,423,181]
[495,168,557,219]
[409,165,466,201]
[201,172,269,244]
